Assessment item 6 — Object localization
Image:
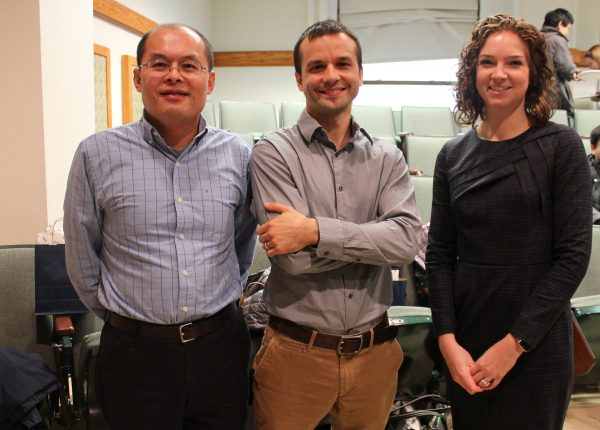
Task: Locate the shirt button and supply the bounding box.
[182,306,188,312]
[349,293,354,299]
[176,161,181,167]
[338,185,344,191]
[177,196,183,203]
[178,234,185,240]
[356,258,361,262]
[181,269,188,276]
[324,251,330,256]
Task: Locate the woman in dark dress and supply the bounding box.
[426,15,592,429]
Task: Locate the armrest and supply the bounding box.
[54,314,75,337]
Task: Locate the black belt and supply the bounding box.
[269,315,398,356]
[106,303,236,343]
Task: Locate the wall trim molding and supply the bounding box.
[92,0,292,67]
[214,51,293,67]
[93,0,156,35]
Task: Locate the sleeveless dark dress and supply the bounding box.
[426,123,592,429]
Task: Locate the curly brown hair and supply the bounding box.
[454,14,557,127]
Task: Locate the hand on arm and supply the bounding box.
[256,202,319,257]
[469,334,523,391]
[438,333,483,395]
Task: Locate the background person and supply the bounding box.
[541,8,579,124]
[64,24,256,430]
[590,125,600,224]
[427,15,592,430]
[250,20,421,430]
[589,44,600,69]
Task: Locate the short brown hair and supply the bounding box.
[454,14,557,127]
[293,20,362,75]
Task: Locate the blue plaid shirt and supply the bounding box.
[64,116,256,324]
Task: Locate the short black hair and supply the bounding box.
[543,8,574,28]
[136,23,214,70]
[591,125,600,148]
[293,19,362,75]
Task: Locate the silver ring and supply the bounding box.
[264,241,271,250]
[480,378,491,387]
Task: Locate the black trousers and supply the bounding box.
[95,305,250,430]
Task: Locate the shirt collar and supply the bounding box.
[140,112,208,155]
[541,25,569,41]
[296,109,373,150]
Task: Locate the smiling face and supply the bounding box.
[134,26,215,132]
[476,31,530,116]
[295,33,363,123]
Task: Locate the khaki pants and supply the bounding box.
[252,324,403,430]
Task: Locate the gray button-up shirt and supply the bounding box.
[250,110,421,334]
[64,115,257,324]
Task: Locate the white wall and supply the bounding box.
[212,0,308,51]
[118,0,211,35]
[39,0,95,228]
[93,17,142,127]
[0,1,47,245]
[209,0,335,122]
[573,0,600,50]
[482,0,597,49]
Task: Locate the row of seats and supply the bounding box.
[203,100,600,141]
[203,101,461,140]
[203,101,598,178]
[550,108,600,138]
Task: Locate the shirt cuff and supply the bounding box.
[314,217,344,259]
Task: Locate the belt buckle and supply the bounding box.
[337,334,363,356]
[179,322,195,343]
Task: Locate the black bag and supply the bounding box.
[34,244,87,315]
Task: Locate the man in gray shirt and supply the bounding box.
[250,20,421,429]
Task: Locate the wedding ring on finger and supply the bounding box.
[480,378,491,388]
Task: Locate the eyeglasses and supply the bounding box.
[138,60,210,77]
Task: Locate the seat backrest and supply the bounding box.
[352,105,397,136]
[203,100,217,127]
[279,101,305,128]
[0,246,50,362]
[0,245,104,372]
[219,101,277,138]
[401,106,455,136]
[392,110,402,136]
[233,133,256,147]
[550,109,570,126]
[573,226,600,298]
[574,109,600,137]
[388,306,435,395]
[249,240,270,275]
[405,135,448,176]
[582,137,592,156]
[411,176,434,224]
[373,135,399,147]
